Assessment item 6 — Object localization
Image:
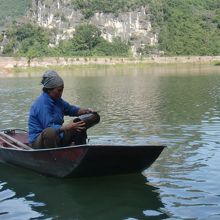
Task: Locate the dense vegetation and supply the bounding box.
[0,0,219,57]
[72,0,147,18]
[72,0,220,55]
[3,23,50,64]
[2,22,129,61]
[0,0,31,27]
[55,24,129,57]
[150,0,220,55]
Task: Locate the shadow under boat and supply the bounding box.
[0,164,169,219]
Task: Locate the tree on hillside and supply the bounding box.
[72,23,102,51]
[3,22,50,65]
[93,38,130,56]
[155,0,220,55]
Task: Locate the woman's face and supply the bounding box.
[48,86,64,100]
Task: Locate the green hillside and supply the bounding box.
[150,0,220,55]
[0,0,31,27]
[0,0,219,57]
[73,0,220,55]
[72,0,147,18]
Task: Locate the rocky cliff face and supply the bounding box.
[27,0,158,56]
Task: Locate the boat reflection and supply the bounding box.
[0,164,168,219]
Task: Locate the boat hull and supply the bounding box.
[0,130,166,178]
[0,144,165,177]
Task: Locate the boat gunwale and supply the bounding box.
[0,143,167,152]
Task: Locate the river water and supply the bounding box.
[0,64,220,219]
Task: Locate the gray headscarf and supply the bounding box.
[41,70,64,88]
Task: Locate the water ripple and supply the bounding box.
[0,183,45,220]
[1,68,220,219]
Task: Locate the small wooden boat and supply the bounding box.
[0,128,166,178]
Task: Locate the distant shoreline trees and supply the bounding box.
[0,22,130,66]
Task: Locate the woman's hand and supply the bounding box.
[61,120,86,132]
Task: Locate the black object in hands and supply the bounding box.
[73,112,100,129]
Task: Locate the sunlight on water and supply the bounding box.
[0,182,45,220]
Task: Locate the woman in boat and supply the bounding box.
[28,70,92,149]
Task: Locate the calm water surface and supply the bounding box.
[0,64,220,219]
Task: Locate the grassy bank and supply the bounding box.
[0,56,220,76]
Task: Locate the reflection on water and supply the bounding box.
[0,164,167,220]
[0,168,45,220]
[0,65,220,219]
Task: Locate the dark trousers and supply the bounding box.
[31,127,87,149]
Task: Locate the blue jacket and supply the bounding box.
[28,92,80,143]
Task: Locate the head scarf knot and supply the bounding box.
[41,70,64,89]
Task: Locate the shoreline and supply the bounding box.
[0,56,220,77]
